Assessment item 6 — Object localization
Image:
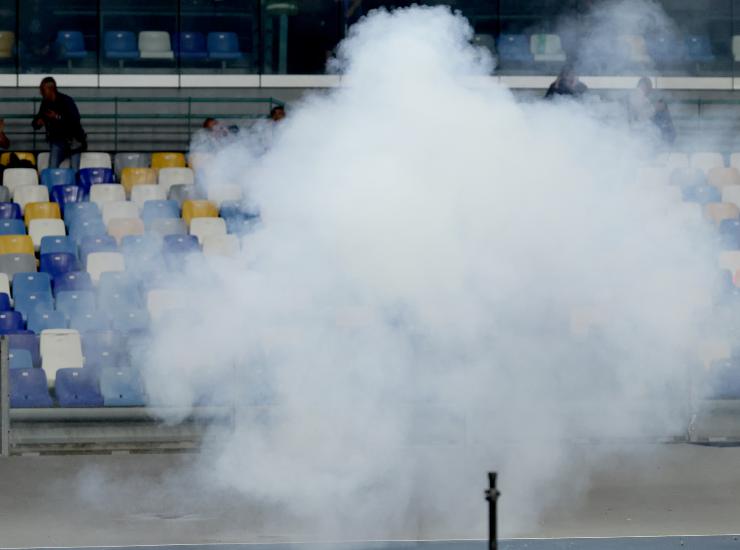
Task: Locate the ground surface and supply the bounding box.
[1,444,739,548]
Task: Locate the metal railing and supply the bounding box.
[0,96,284,152]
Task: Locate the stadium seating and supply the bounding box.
[207,184,242,206]
[0,235,34,255]
[41,168,76,191]
[40,252,79,277]
[0,202,20,220]
[100,368,146,406]
[705,202,739,225]
[3,168,38,197]
[0,311,23,333]
[686,35,715,62]
[28,219,66,249]
[90,184,126,207]
[0,152,35,166]
[8,332,40,367]
[56,31,88,63]
[207,32,244,63]
[176,32,208,60]
[40,329,84,385]
[10,369,53,407]
[50,184,86,212]
[530,34,566,62]
[16,187,51,213]
[9,350,33,370]
[146,288,187,320]
[56,290,96,319]
[190,217,226,244]
[683,183,721,204]
[13,272,51,295]
[0,187,10,203]
[0,220,26,235]
[111,307,150,332]
[55,368,104,407]
[53,271,93,295]
[14,291,54,321]
[83,330,122,368]
[121,167,157,195]
[138,31,174,60]
[24,202,61,226]
[0,292,9,310]
[86,251,125,283]
[158,167,195,193]
[646,35,685,64]
[28,310,68,333]
[691,152,725,173]
[203,233,239,257]
[40,236,76,258]
[147,217,186,237]
[131,184,166,208]
[182,199,218,225]
[102,200,139,226]
[108,218,145,244]
[78,168,115,196]
[114,153,151,180]
[104,31,139,62]
[80,152,113,170]
[497,34,533,63]
[0,254,37,278]
[80,235,117,264]
[37,153,70,172]
[151,152,186,171]
[168,184,198,206]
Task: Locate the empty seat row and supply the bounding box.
[104,31,244,63]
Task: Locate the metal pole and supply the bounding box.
[1,335,9,457]
[485,472,500,550]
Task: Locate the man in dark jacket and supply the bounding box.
[31,77,86,169]
[545,64,588,100]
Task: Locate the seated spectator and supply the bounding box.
[628,77,655,124]
[203,117,229,139]
[653,98,676,145]
[544,65,588,99]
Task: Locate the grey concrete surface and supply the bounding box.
[1,444,739,548]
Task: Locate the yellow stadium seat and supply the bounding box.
[0,31,15,59]
[0,152,36,166]
[24,202,61,226]
[121,167,157,195]
[151,152,186,170]
[181,200,218,225]
[0,235,34,255]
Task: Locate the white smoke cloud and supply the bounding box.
[137,4,719,539]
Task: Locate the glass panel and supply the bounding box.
[100,0,177,73]
[262,0,343,74]
[180,0,258,74]
[0,0,15,74]
[19,0,97,74]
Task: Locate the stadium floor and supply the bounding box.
[2,444,740,547]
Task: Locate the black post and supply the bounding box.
[485,472,500,550]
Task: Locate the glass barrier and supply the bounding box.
[1,1,740,79]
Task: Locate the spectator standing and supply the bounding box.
[628,78,676,145]
[270,105,286,122]
[544,65,588,99]
[31,77,87,170]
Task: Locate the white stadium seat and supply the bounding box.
[80,152,112,170]
[158,167,195,193]
[90,184,126,207]
[530,33,566,62]
[86,251,125,283]
[146,288,187,321]
[723,185,740,209]
[203,233,239,257]
[40,329,84,386]
[0,272,10,302]
[138,31,174,59]
[13,184,49,212]
[3,168,38,197]
[130,184,166,208]
[207,184,242,206]
[28,219,66,250]
[102,200,140,226]
[189,217,226,245]
[690,152,724,173]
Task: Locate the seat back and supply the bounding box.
[102,200,139,226]
[39,252,79,278]
[55,368,104,407]
[0,31,15,57]
[28,310,68,333]
[28,219,66,250]
[86,251,125,283]
[121,167,157,194]
[131,184,166,208]
[16,187,51,214]
[114,152,150,180]
[89,183,126,207]
[100,368,146,406]
[181,199,218,225]
[176,31,206,55]
[190,217,226,244]
[40,235,77,257]
[10,369,53,407]
[24,201,61,226]
[56,30,86,53]
[50,184,85,211]
[0,202,21,220]
[3,168,38,196]
[80,152,112,170]
[138,31,173,57]
[40,168,76,191]
[0,254,37,278]
[151,152,186,170]
[105,31,137,55]
[0,235,34,255]
[0,219,26,235]
[207,32,240,54]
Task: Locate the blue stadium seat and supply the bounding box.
[682,183,721,204]
[56,290,96,319]
[671,167,706,188]
[686,35,715,63]
[40,252,79,278]
[497,34,533,63]
[27,310,68,333]
[69,310,110,333]
[0,292,9,312]
[141,200,179,225]
[56,31,88,60]
[40,236,78,258]
[220,200,247,234]
[111,308,150,333]
[0,310,24,333]
[13,272,52,297]
[9,349,33,370]
[55,368,104,407]
[176,31,208,60]
[163,234,199,254]
[98,272,142,309]
[104,31,139,61]
[100,368,146,406]
[69,219,107,245]
[7,331,40,367]
[50,184,85,212]
[82,331,123,368]
[64,202,102,229]
[14,291,54,321]
[646,35,685,64]
[77,167,115,194]
[719,219,740,250]
[207,32,244,61]
[53,271,93,295]
[0,219,26,235]
[10,369,53,408]
[80,235,117,264]
[40,168,76,191]
[0,202,21,219]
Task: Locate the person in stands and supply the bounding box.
[31,76,87,170]
[0,119,9,151]
[544,64,588,99]
[270,105,286,122]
